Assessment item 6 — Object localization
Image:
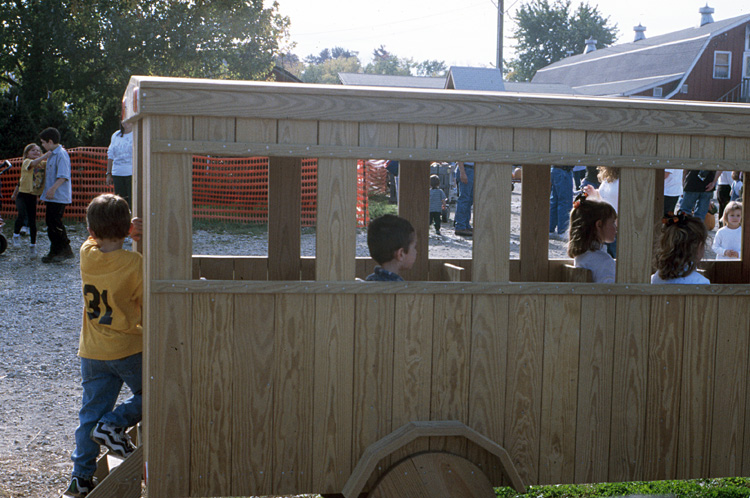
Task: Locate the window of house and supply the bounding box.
[680,84,689,94]
[653,87,663,97]
[744,53,750,79]
[714,51,731,79]
[746,25,750,51]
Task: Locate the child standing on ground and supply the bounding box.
[365,214,417,281]
[11,143,49,257]
[651,211,709,284]
[429,174,446,235]
[567,192,618,283]
[712,201,742,260]
[65,194,143,498]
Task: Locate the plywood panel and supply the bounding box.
[539,295,580,485]
[236,118,277,143]
[575,295,616,484]
[268,156,301,280]
[391,294,434,463]
[710,297,749,477]
[398,123,438,150]
[657,134,691,159]
[399,160,430,280]
[193,116,235,142]
[550,129,585,155]
[272,294,315,494]
[586,132,621,156]
[617,168,656,283]
[351,294,395,472]
[622,133,657,158]
[609,296,649,482]
[360,122,399,148]
[197,256,234,280]
[677,296,718,479]
[232,294,275,495]
[234,256,269,280]
[644,295,685,479]
[191,294,233,496]
[468,295,509,483]
[277,119,318,145]
[505,295,545,484]
[312,294,355,492]
[430,294,472,455]
[690,135,725,160]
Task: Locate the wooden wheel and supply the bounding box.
[368,451,495,498]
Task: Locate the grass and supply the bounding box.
[494,477,750,497]
[367,193,397,220]
[192,217,268,236]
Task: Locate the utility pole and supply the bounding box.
[496,0,504,74]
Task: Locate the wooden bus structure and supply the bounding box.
[119,76,750,498]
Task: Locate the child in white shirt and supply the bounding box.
[712,201,742,259]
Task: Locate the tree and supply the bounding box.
[301,56,362,84]
[364,45,411,76]
[304,46,359,65]
[505,0,618,81]
[0,0,290,157]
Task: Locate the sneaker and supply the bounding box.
[91,422,136,459]
[455,228,473,236]
[12,235,20,247]
[60,245,75,259]
[19,226,29,235]
[41,252,59,263]
[64,476,97,497]
[29,245,37,259]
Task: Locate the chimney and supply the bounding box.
[583,37,597,54]
[700,4,714,26]
[634,23,647,42]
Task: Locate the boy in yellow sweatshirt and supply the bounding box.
[65,194,142,497]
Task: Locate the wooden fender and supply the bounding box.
[342,421,526,498]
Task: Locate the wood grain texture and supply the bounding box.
[231,294,275,495]
[235,118,277,143]
[710,297,749,477]
[351,294,395,485]
[312,294,355,492]
[609,296,649,482]
[430,294,472,455]
[315,157,357,280]
[586,132,622,156]
[539,295,580,484]
[191,294,233,496]
[268,156,301,280]
[505,295,545,485]
[391,295,434,463]
[473,162,511,281]
[617,168,656,283]
[519,165,550,282]
[398,160,430,280]
[468,295,509,483]
[644,295,685,479]
[233,257,269,280]
[197,256,234,280]
[724,138,750,281]
[677,296,718,479]
[575,295,616,484]
[193,116,235,143]
[272,294,315,494]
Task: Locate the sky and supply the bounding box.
[268,0,749,68]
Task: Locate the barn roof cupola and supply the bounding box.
[699,4,715,26]
[583,37,597,54]
[634,23,647,42]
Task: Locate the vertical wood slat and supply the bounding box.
[191,294,233,496]
[710,296,750,477]
[677,296,718,479]
[398,161,431,280]
[316,121,358,281]
[505,295,545,485]
[724,138,750,281]
[468,295,509,483]
[268,157,302,280]
[617,168,656,283]
[609,296,650,482]
[539,295,580,485]
[144,116,193,498]
[474,128,513,282]
[272,295,315,494]
[575,295,616,483]
[312,294,355,492]
[429,294,472,455]
[352,294,395,492]
[390,294,434,464]
[644,296,685,479]
[232,295,275,495]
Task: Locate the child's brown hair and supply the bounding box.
[430,174,440,188]
[567,193,617,258]
[654,211,707,280]
[597,166,620,184]
[367,214,415,265]
[22,143,38,159]
[86,194,131,240]
[720,200,742,226]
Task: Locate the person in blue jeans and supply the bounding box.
[65,195,143,498]
[680,170,718,223]
[454,162,474,236]
[550,166,574,237]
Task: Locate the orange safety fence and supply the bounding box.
[1,148,378,227]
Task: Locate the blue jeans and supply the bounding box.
[454,166,474,230]
[679,191,713,222]
[72,353,142,478]
[549,167,573,234]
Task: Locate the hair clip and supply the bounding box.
[572,192,587,210]
[662,211,688,227]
